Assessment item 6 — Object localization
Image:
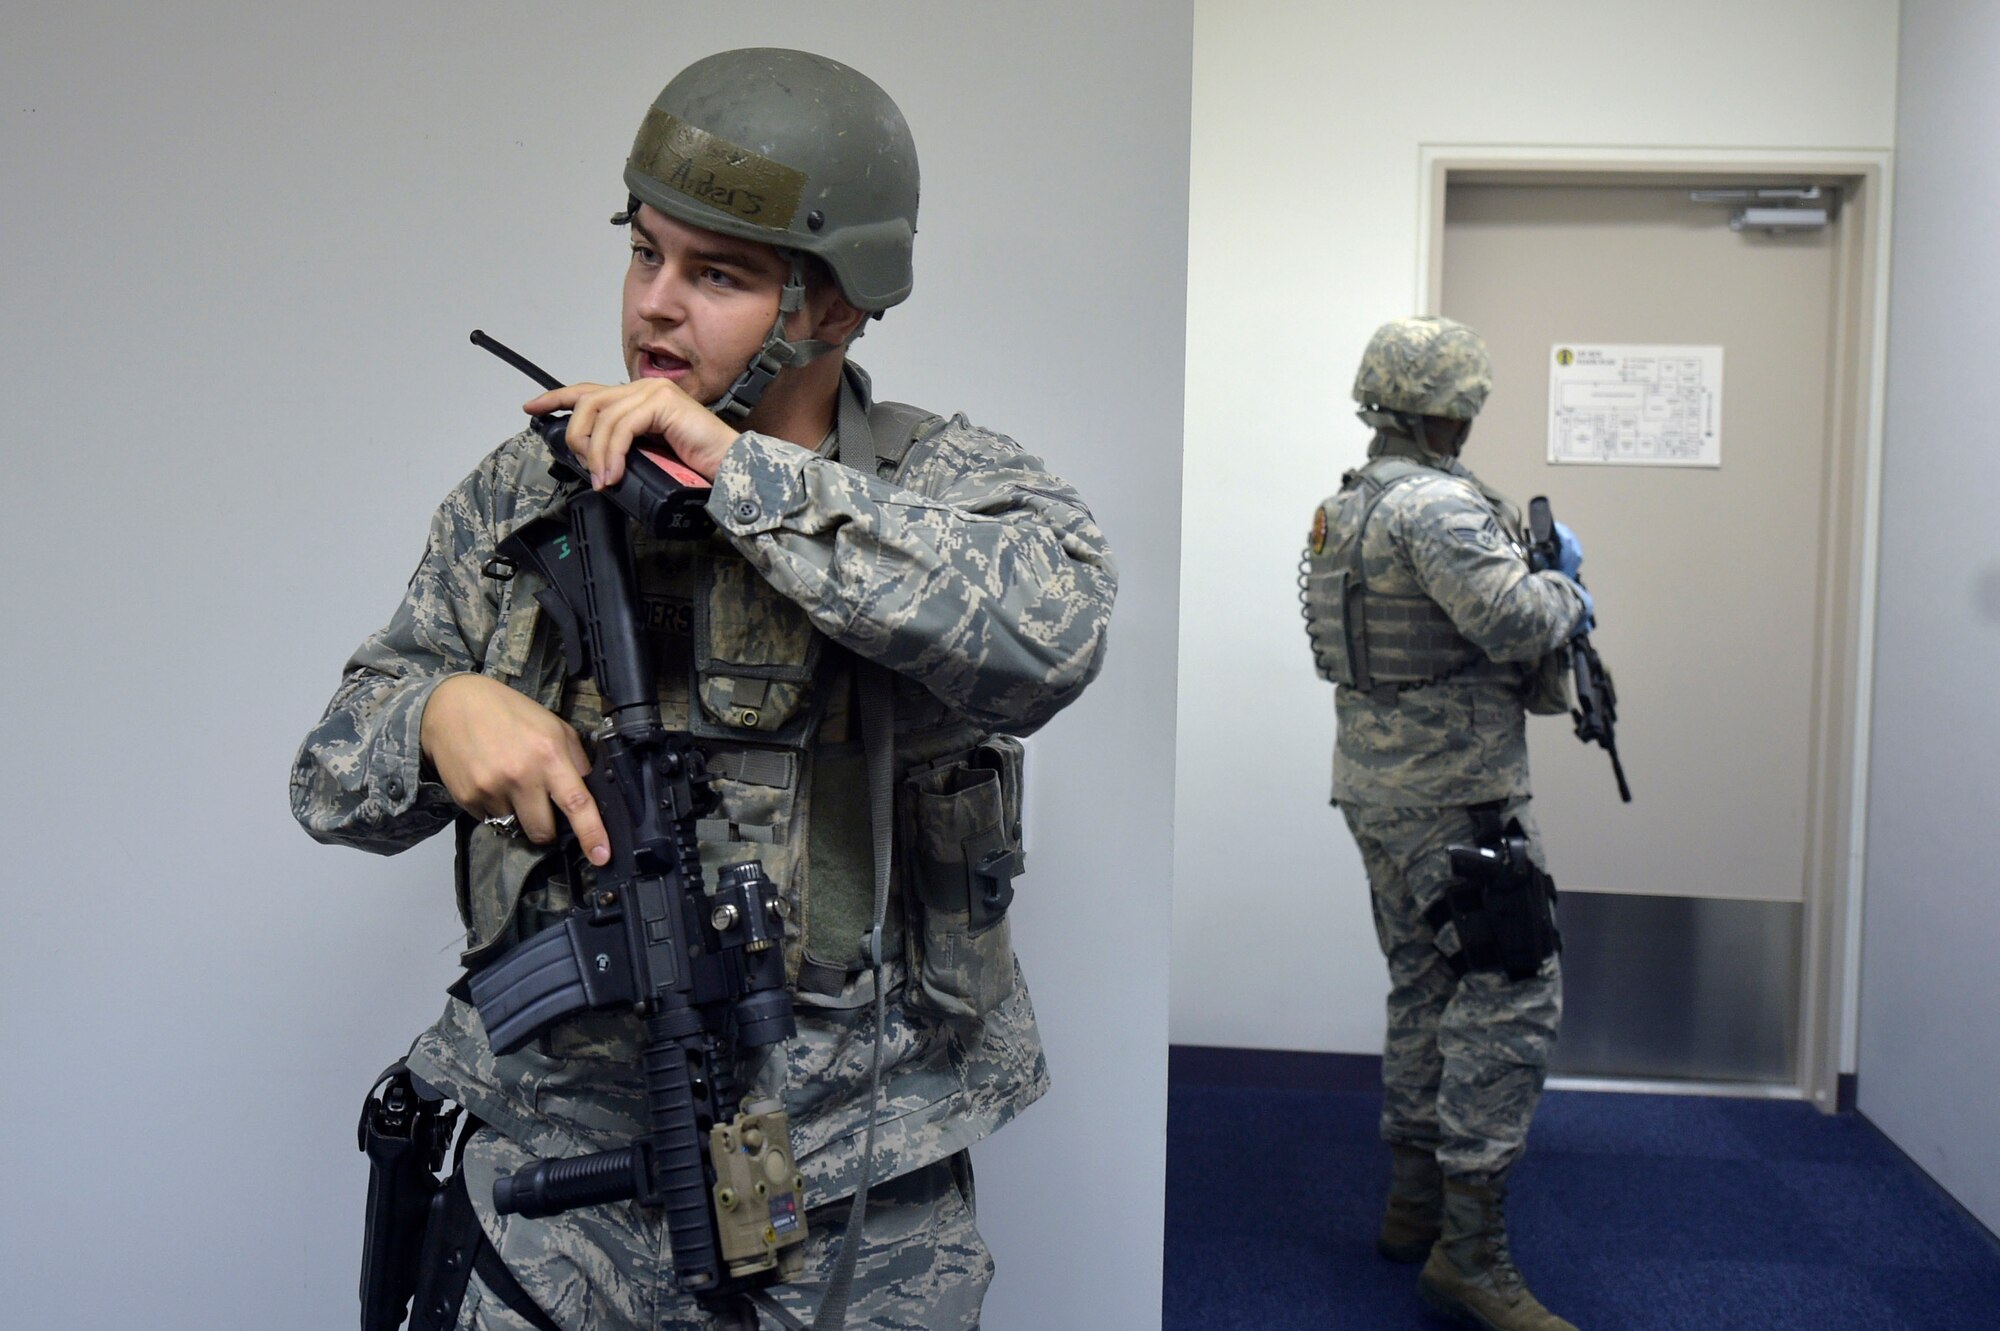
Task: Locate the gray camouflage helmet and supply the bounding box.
[622,48,919,312]
[1351,316,1494,421]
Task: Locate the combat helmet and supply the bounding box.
[616,48,920,417]
[1352,316,1493,437]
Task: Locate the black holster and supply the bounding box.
[405,1170,485,1331]
[1431,804,1561,981]
[359,1064,461,1331]
[358,1064,562,1331]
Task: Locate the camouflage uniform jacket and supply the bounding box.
[1323,433,1583,808]
[292,369,1117,1215]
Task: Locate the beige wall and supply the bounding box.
[1174,0,1901,1054]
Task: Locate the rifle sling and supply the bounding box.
[809,374,896,1331]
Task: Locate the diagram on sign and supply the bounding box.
[1547,344,1723,467]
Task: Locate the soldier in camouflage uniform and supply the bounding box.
[1301,317,1589,1331]
[293,49,1115,1331]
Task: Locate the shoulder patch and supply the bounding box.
[1310,505,1329,555]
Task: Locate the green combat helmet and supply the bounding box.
[1352,316,1494,446]
[616,48,921,416]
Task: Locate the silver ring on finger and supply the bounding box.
[482,813,521,836]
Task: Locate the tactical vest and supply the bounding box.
[452,380,1018,1052]
[1301,456,1517,697]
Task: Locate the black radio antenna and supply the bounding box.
[470,329,563,392]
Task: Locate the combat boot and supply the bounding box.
[1417,1173,1577,1330]
[1376,1143,1443,1262]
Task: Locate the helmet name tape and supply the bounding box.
[630,109,806,230]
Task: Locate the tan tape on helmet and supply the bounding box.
[628,109,807,232]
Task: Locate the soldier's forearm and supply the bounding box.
[1438,568,1585,664]
[292,668,460,853]
[707,434,1116,729]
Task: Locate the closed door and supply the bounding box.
[1441,181,1844,1081]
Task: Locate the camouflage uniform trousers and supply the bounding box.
[455,1135,990,1331]
[1342,796,1563,1180]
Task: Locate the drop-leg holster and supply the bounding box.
[358,1061,560,1331]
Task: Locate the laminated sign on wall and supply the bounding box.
[1547,344,1723,467]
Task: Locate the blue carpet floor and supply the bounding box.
[1164,1081,2000,1330]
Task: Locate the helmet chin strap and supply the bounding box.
[707,254,849,422]
[1409,413,1437,454]
[609,198,854,424]
[1360,408,1467,459]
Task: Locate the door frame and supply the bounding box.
[1416,146,1895,1114]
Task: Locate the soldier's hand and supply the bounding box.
[1552,520,1585,579]
[419,674,611,866]
[525,379,741,490]
[1569,580,1596,635]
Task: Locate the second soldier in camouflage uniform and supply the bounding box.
[294,49,1115,1331]
[1301,317,1589,1330]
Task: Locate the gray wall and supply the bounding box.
[1857,0,2000,1237]
[0,3,1188,1326]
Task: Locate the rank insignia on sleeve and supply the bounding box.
[1310,506,1328,555]
[1451,516,1503,550]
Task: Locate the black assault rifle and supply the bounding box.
[459,333,808,1304]
[1528,496,1632,804]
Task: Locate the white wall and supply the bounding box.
[1174,1,1901,1054]
[0,4,1188,1327]
[1856,0,2000,1237]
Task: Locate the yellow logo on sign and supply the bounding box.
[1555,348,1575,366]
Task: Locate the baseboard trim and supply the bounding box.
[1170,1044,1832,1103]
[1547,1075,1803,1100]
